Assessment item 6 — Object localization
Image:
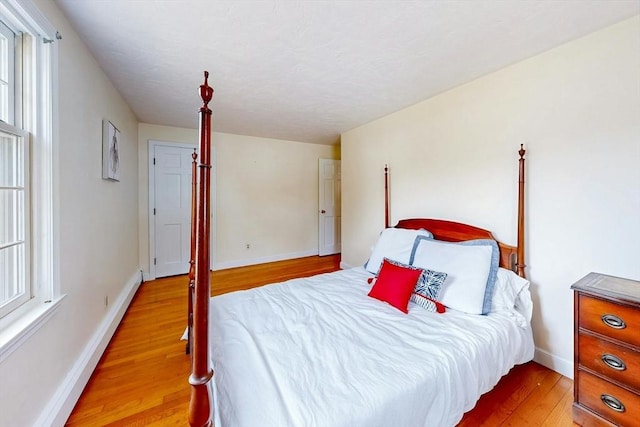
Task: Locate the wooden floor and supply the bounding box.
[67,255,577,426]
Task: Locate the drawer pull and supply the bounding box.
[601,314,626,329]
[600,394,625,413]
[601,353,626,371]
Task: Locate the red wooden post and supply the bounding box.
[516,144,526,278]
[189,71,214,427]
[186,148,197,355]
[384,164,390,228]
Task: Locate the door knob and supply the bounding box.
[321,210,326,214]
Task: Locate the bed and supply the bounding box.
[187,73,533,427]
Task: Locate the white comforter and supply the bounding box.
[209,267,534,427]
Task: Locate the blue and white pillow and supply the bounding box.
[410,269,448,312]
[375,258,447,313]
[409,236,499,315]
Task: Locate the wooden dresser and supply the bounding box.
[572,272,640,426]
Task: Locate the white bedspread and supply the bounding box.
[209,267,534,427]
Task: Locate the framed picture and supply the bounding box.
[102,119,120,181]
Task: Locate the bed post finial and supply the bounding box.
[200,71,214,109]
[190,71,214,427]
[384,164,390,229]
[516,144,526,278]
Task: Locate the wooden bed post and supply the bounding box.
[384,164,390,229]
[189,71,214,427]
[516,144,526,278]
[186,148,197,355]
[185,148,198,354]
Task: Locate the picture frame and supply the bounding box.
[102,119,120,181]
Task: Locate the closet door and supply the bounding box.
[318,158,341,256]
[152,144,194,278]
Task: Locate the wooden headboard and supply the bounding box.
[395,218,518,273]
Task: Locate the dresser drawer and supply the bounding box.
[579,295,640,348]
[579,333,640,392]
[577,370,640,426]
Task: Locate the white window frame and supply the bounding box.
[0,18,15,124]
[0,123,31,318]
[0,0,61,363]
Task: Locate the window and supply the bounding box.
[1,19,15,124]
[1,16,30,319]
[0,0,58,355]
[0,124,30,318]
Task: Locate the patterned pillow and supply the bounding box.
[373,258,447,313]
[411,269,448,313]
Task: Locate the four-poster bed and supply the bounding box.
[187,73,532,426]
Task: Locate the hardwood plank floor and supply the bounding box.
[66,255,577,426]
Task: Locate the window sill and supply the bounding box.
[0,295,66,364]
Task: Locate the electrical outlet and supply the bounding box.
[246,243,250,249]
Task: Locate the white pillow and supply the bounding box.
[365,228,432,274]
[409,236,499,315]
[492,267,533,325]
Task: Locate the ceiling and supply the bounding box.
[54,1,639,145]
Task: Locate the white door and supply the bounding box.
[318,159,341,256]
[152,144,195,277]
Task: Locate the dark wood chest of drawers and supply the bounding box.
[572,272,640,426]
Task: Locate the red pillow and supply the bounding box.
[368,259,423,313]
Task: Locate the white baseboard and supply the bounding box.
[34,269,143,427]
[142,270,154,282]
[534,346,574,379]
[214,249,318,271]
[340,261,355,269]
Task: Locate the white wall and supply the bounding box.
[214,132,339,267]
[0,1,140,425]
[342,16,640,377]
[138,124,339,276]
